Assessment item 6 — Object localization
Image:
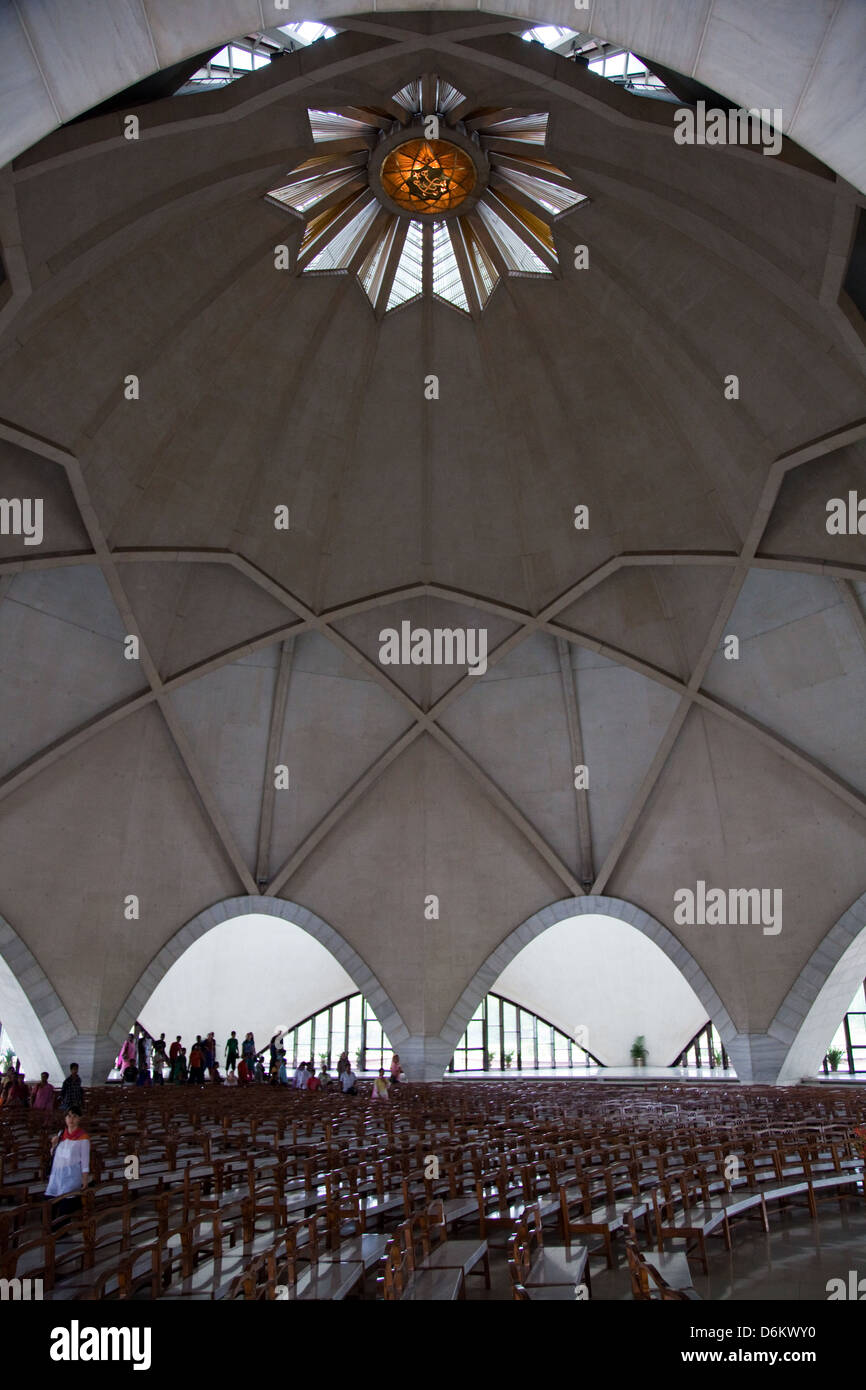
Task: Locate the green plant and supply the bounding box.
[2,1047,14,1072]
[630,1035,648,1062]
[712,1049,723,1067]
[319,1052,329,1068]
[827,1047,843,1071]
[484,1051,494,1069]
[502,1051,514,1070]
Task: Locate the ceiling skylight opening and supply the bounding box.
[495,165,588,216]
[432,222,470,313]
[267,75,586,317]
[476,113,549,146]
[181,24,338,93]
[309,109,382,143]
[267,160,364,214]
[360,218,400,306]
[586,45,675,98]
[477,199,550,275]
[522,26,579,51]
[279,22,337,46]
[461,221,499,308]
[387,220,425,312]
[305,196,380,272]
[514,26,675,99]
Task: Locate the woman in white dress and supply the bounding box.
[45,1108,90,1219]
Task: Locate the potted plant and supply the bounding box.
[355,1048,364,1071]
[712,1049,723,1067]
[2,1047,14,1073]
[827,1047,843,1072]
[630,1036,648,1067]
[502,1051,514,1070]
[484,1051,494,1070]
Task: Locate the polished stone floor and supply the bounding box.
[469,1199,866,1301]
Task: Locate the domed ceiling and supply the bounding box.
[0,11,864,1082]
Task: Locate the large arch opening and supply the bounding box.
[440,896,738,1076]
[107,896,409,1072]
[772,891,866,1083]
[137,914,357,1052]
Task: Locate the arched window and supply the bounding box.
[672,1022,730,1070]
[279,993,393,1073]
[823,981,866,1075]
[448,992,601,1072]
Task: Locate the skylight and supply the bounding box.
[266,76,588,318]
[432,223,470,313]
[387,221,425,312]
[518,25,675,99]
[305,196,380,272]
[181,24,338,93]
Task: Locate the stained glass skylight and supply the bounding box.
[381,139,477,214]
[265,75,588,318]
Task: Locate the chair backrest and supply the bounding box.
[379,1236,410,1300]
[507,1258,531,1300]
[625,1237,653,1299]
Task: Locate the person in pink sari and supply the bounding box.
[32,1072,55,1117]
[116,1034,136,1073]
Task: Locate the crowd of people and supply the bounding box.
[111,1029,407,1097]
[1,1060,84,1114]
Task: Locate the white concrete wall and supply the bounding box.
[493,912,708,1066]
[0,950,63,1080]
[138,912,356,1050]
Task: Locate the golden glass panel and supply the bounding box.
[380,139,476,214]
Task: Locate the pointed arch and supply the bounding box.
[105,895,409,1056]
[438,894,735,1053]
[0,914,75,1075]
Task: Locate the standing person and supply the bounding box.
[340,1066,358,1097]
[225,1031,239,1074]
[45,1108,90,1220]
[202,1034,213,1079]
[242,1033,256,1070]
[175,1048,188,1084]
[371,1068,390,1101]
[336,1052,350,1078]
[136,1035,152,1086]
[188,1041,204,1086]
[117,1034,135,1077]
[152,1033,167,1084]
[237,1056,250,1085]
[390,1053,402,1084]
[60,1064,84,1112]
[294,1060,309,1090]
[32,1072,56,1116]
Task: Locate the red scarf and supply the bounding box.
[61,1128,87,1141]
